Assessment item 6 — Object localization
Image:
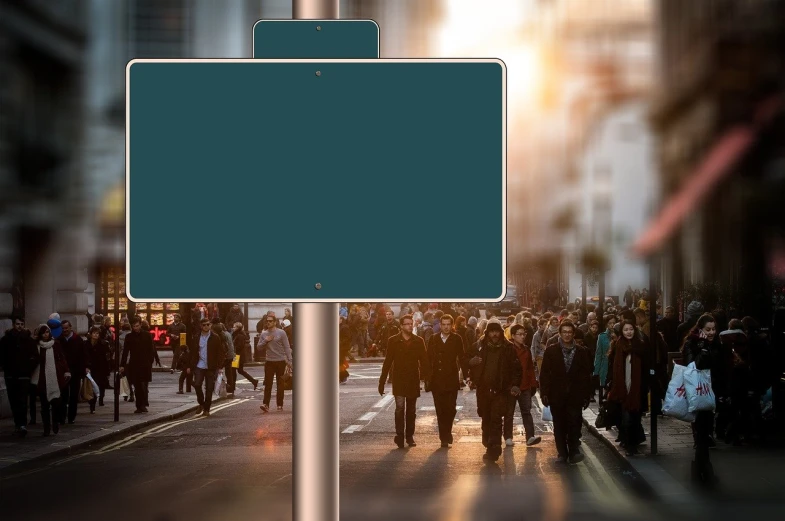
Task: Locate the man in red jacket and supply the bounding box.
[506,324,542,447]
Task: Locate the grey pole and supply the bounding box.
[290,6,340,521]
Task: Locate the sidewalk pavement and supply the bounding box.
[581,400,785,510]
[0,365,266,473]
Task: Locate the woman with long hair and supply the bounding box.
[30,325,70,436]
[607,320,646,455]
[86,326,111,412]
[681,313,722,485]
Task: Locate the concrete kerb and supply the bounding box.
[2,398,227,474]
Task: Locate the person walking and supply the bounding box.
[231,322,258,391]
[506,324,542,447]
[187,318,223,416]
[594,315,616,404]
[426,314,469,448]
[167,313,187,374]
[379,314,431,448]
[0,316,38,437]
[258,315,292,413]
[606,320,646,456]
[468,321,522,462]
[58,320,87,425]
[31,325,70,436]
[120,316,160,414]
[539,320,592,464]
[85,326,111,413]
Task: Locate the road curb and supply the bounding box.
[2,398,228,473]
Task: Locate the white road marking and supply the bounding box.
[457,436,483,443]
[342,425,363,434]
[372,394,395,408]
[182,478,221,495]
[419,406,462,411]
[358,412,378,422]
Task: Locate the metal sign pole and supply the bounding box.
[290,5,340,521]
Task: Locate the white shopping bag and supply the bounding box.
[86,373,100,397]
[120,376,130,398]
[663,363,695,422]
[683,362,716,413]
[541,406,553,422]
[214,371,227,398]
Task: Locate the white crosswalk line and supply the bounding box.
[372,394,394,409]
[358,412,378,421]
[342,425,363,434]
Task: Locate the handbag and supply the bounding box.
[120,376,131,398]
[595,400,621,429]
[79,377,94,402]
[541,406,553,422]
[283,364,293,391]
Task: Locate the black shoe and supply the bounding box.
[52,423,59,434]
[708,437,717,448]
[129,397,135,403]
[19,426,27,438]
[253,380,259,391]
[394,435,404,448]
[260,404,269,413]
[441,441,449,448]
[195,407,204,416]
[483,452,499,462]
[124,396,128,402]
[406,438,416,447]
[569,453,585,464]
[554,455,568,464]
[176,391,184,395]
[99,399,104,406]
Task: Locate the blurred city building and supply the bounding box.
[0,0,91,332]
[639,0,785,322]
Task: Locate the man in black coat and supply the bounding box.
[187,318,223,417]
[120,316,160,413]
[426,314,469,448]
[539,320,592,464]
[468,321,522,462]
[0,316,38,436]
[379,314,431,448]
[59,320,87,424]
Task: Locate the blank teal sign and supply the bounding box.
[253,19,379,59]
[126,60,506,301]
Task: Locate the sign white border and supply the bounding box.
[126,58,507,303]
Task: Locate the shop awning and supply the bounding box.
[631,96,782,258]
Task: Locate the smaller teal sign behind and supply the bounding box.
[127,61,504,301]
[253,20,379,59]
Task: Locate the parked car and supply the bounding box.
[486,284,522,317]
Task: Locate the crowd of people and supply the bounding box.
[1,305,295,437]
[343,298,783,481]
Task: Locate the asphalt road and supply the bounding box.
[0,368,293,521]
[339,363,663,521]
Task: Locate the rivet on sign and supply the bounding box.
[316,26,322,31]
[315,283,322,290]
[315,71,321,77]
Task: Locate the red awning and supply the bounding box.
[631,96,782,258]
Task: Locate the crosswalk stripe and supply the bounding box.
[342,425,363,434]
[372,394,395,409]
[358,412,378,421]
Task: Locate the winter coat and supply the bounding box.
[189,331,224,372]
[426,333,469,392]
[121,330,157,384]
[59,332,88,379]
[417,322,434,346]
[682,333,725,396]
[594,330,612,386]
[513,343,538,392]
[539,342,592,409]
[0,329,38,379]
[379,333,431,398]
[472,338,522,395]
[37,340,70,392]
[86,339,111,388]
[232,329,252,364]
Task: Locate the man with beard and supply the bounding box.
[539,320,592,464]
[468,321,522,462]
[379,315,431,448]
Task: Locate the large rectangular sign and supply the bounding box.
[126,59,506,302]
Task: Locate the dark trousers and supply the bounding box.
[263,361,287,407]
[171,344,182,370]
[236,360,257,387]
[4,377,29,428]
[224,360,237,394]
[620,410,642,447]
[505,389,536,440]
[132,380,149,409]
[39,391,60,434]
[394,395,418,439]
[479,391,508,456]
[193,368,215,412]
[552,404,583,458]
[179,369,193,392]
[433,390,458,443]
[60,377,81,423]
[29,383,38,423]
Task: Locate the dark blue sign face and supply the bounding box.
[126,59,506,302]
[253,19,379,59]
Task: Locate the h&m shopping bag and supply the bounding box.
[663,362,695,422]
[683,362,716,413]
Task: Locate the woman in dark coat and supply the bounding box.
[682,313,722,486]
[607,320,646,456]
[31,325,70,436]
[86,326,111,412]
